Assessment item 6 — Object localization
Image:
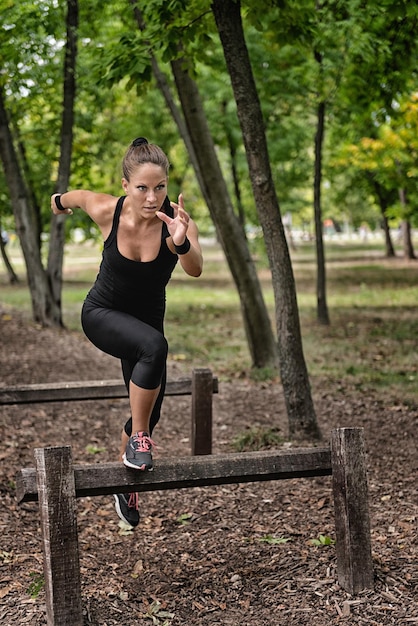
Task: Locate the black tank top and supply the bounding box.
[84,196,178,330]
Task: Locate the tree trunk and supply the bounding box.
[380,211,396,258]
[222,100,246,228]
[398,188,416,260]
[212,0,321,440]
[313,93,330,326]
[47,0,79,323]
[369,177,396,257]
[171,57,278,370]
[0,87,61,325]
[15,135,42,245]
[401,219,415,259]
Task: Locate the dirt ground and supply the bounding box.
[0,309,417,625]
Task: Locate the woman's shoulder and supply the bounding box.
[84,192,120,224]
[86,192,119,211]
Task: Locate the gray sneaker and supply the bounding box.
[113,493,140,527]
[123,431,154,471]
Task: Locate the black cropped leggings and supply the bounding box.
[81,302,168,437]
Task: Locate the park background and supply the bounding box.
[1,1,417,624]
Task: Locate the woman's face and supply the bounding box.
[122,163,168,217]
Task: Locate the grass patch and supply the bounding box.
[232,427,285,452]
[1,240,417,400]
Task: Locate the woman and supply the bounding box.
[51,137,203,527]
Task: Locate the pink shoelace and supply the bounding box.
[128,492,139,510]
[131,431,156,453]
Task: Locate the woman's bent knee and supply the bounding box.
[130,333,167,389]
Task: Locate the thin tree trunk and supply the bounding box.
[0,86,61,325]
[222,100,246,228]
[47,0,78,324]
[401,219,415,259]
[381,212,396,257]
[313,94,330,325]
[212,0,321,440]
[401,220,416,260]
[369,177,396,257]
[15,134,42,245]
[171,57,278,369]
[398,188,416,259]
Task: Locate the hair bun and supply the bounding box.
[132,137,148,147]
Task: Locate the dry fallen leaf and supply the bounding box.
[131,559,144,578]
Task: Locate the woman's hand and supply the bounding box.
[156,192,203,276]
[50,194,73,215]
[156,193,190,245]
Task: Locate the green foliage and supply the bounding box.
[333,92,418,224]
[310,534,335,547]
[1,0,417,298]
[176,513,193,525]
[85,444,106,455]
[1,1,65,229]
[325,1,418,227]
[257,534,290,545]
[27,572,45,598]
[91,32,153,90]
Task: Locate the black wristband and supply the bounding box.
[174,237,191,255]
[54,195,66,211]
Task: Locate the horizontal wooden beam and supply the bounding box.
[0,376,218,405]
[17,446,332,503]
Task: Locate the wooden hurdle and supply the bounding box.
[0,368,218,455]
[16,427,374,626]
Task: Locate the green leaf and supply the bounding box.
[176,512,193,525]
[85,444,106,455]
[310,534,335,546]
[258,534,290,545]
[27,572,45,598]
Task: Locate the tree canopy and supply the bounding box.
[1,0,417,242]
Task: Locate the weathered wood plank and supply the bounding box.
[17,447,332,503]
[0,380,127,403]
[331,428,374,593]
[191,368,213,455]
[35,447,83,626]
[0,376,219,404]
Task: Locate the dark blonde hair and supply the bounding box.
[122,137,170,180]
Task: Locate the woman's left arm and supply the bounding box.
[157,194,203,277]
[176,218,203,277]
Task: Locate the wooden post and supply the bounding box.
[35,447,83,626]
[331,428,374,593]
[191,368,213,455]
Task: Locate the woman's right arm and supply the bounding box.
[51,191,116,234]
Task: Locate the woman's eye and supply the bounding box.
[136,185,165,191]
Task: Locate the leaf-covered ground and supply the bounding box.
[0,310,417,625]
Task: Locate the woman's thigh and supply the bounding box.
[81,304,166,363]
